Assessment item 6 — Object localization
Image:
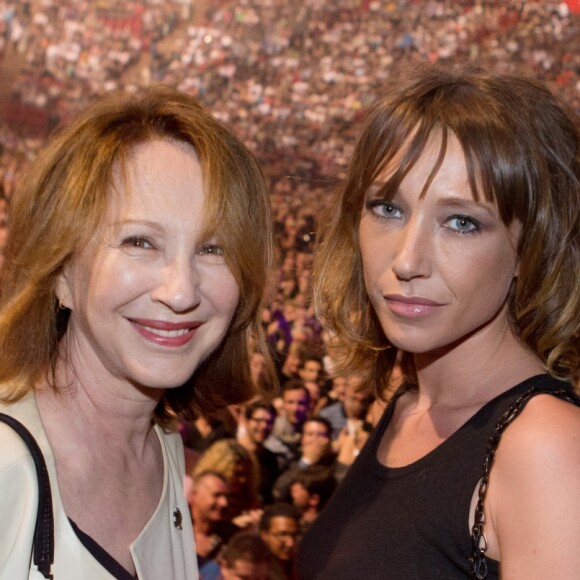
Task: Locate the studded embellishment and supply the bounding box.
[173,507,183,530]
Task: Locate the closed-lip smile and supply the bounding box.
[384,294,443,318]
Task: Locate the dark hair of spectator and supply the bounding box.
[304,416,332,438]
[299,354,323,368]
[282,379,311,400]
[259,503,301,532]
[294,465,337,510]
[220,531,271,567]
[313,63,580,393]
[0,85,278,418]
[244,400,276,421]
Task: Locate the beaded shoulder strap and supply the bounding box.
[469,387,580,580]
[0,413,54,579]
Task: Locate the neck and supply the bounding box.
[192,515,214,535]
[36,352,162,456]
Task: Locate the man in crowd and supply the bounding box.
[272,417,336,502]
[200,531,271,580]
[318,373,372,440]
[290,464,337,533]
[265,380,310,463]
[297,355,324,414]
[260,503,301,580]
[237,401,281,504]
[187,470,240,576]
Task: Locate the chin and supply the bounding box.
[129,367,198,391]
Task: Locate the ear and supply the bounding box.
[184,474,195,505]
[55,264,74,310]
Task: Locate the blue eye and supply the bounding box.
[366,200,403,220]
[122,236,154,249]
[444,215,481,234]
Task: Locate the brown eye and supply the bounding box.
[122,236,154,248]
[197,243,224,256]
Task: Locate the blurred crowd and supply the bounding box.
[0,0,579,577]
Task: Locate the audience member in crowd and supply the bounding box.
[299,64,580,579]
[319,373,373,440]
[276,345,303,388]
[272,417,337,503]
[237,401,282,505]
[297,354,325,414]
[201,531,271,580]
[188,470,240,577]
[180,408,238,454]
[290,465,337,533]
[265,380,311,462]
[193,439,260,521]
[260,503,301,580]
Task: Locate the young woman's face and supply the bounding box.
[57,140,240,390]
[358,133,520,356]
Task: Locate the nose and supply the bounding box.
[391,215,431,281]
[150,256,201,312]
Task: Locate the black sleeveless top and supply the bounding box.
[297,374,575,579]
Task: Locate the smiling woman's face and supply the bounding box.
[358,132,520,356]
[56,139,240,391]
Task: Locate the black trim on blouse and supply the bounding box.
[69,519,137,580]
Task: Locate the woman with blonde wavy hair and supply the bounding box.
[0,86,275,579]
[298,65,580,579]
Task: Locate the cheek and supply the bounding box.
[359,223,380,277]
[359,222,394,298]
[446,242,517,305]
[85,259,154,320]
[200,264,240,314]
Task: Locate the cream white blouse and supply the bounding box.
[0,391,199,580]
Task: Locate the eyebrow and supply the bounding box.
[367,184,497,218]
[435,197,496,218]
[110,219,164,231]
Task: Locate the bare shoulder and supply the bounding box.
[486,392,580,579]
[499,392,580,454]
[492,393,580,492]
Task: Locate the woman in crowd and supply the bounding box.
[298,65,580,579]
[0,86,275,579]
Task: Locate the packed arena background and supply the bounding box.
[1,0,578,331]
[0,1,579,576]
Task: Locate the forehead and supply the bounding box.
[284,388,307,401]
[303,421,329,435]
[251,409,273,420]
[304,360,321,370]
[373,131,475,201]
[228,560,268,577]
[198,474,227,493]
[107,139,206,221]
[269,516,298,533]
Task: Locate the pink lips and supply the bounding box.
[384,295,443,318]
[130,318,204,347]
